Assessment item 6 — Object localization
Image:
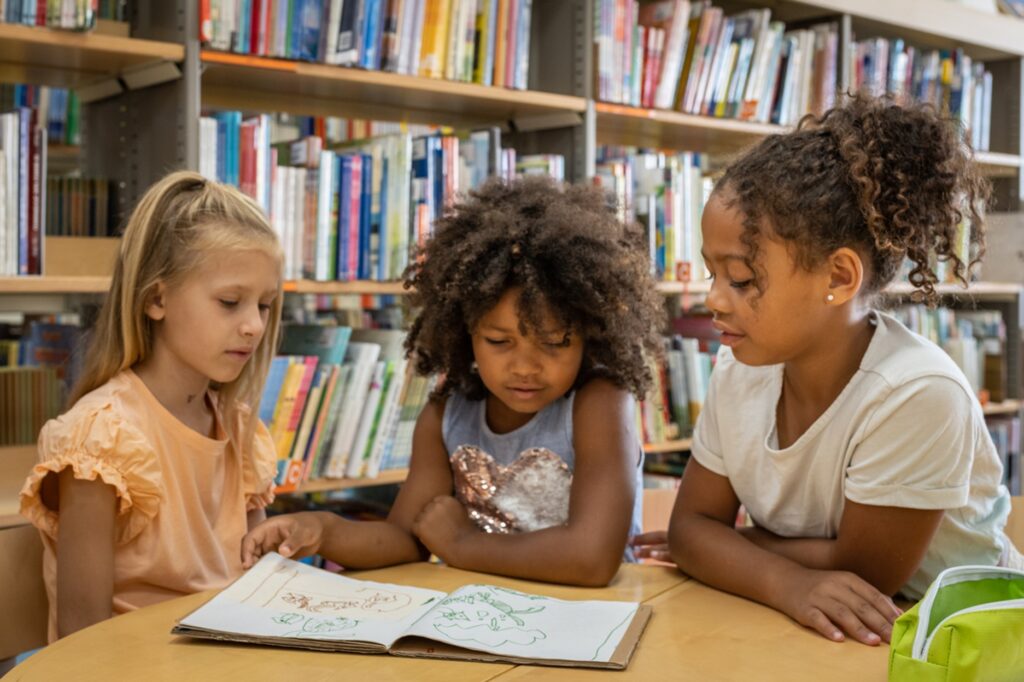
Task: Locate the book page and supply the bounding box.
[400,584,639,663]
[177,553,445,648]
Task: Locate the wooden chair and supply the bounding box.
[0,524,48,675]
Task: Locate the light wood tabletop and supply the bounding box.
[8,560,896,681]
[8,562,686,681]
[492,579,890,682]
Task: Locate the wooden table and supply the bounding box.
[8,563,888,681]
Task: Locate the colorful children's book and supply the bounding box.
[172,553,650,669]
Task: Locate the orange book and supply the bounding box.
[492,0,509,87]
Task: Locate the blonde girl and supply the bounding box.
[20,171,284,640]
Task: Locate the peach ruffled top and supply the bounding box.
[19,369,277,641]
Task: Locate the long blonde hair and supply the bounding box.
[70,171,283,450]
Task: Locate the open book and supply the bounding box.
[172,553,651,669]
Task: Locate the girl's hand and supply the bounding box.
[779,567,902,645]
[412,495,477,564]
[240,511,328,568]
[630,530,674,564]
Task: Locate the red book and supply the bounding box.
[347,156,362,281]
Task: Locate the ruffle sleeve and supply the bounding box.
[242,418,277,511]
[19,401,162,545]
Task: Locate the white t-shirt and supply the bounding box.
[691,310,1012,599]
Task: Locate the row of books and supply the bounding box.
[1,0,121,28]
[594,1,994,142]
[1,84,81,147]
[0,366,61,446]
[46,176,117,237]
[595,147,709,283]
[848,40,993,152]
[892,306,1007,403]
[199,111,562,281]
[0,107,48,276]
[989,415,1022,496]
[200,0,534,89]
[638,333,714,446]
[259,324,434,490]
[595,2,841,126]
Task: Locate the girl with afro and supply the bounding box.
[243,175,664,586]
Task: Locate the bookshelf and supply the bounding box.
[644,439,694,454]
[0,22,183,90]
[291,468,410,495]
[200,51,587,130]
[1,0,1023,499]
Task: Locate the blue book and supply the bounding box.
[228,111,242,186]
[337,155,353,281]
[357,153,373,280]
[214,113,229,183]
[376,154,389,280]
[293,0,324,61]
[430,136,444,223]
[259,356,291,424]
[18,107,30,275]
[280,325,353,365]
[360,0,384,70]
[237,0,252,53]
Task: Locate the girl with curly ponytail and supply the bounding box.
[664,93,1016,646]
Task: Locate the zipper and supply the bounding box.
[911,565,1024,661]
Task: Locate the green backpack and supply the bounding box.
[889,565,1024,682]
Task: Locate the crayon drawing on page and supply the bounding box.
[238,562,425,621]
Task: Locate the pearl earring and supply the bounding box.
[826,293,835,303]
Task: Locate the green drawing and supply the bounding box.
[589,610,634,661]
[273,612,360,638]
[432,622,548,647]
[478,590,545,627]
[429,587,550,648]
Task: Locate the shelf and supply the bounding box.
[0,277,410,295]
[3,277,1020,299]
[976,151,1023,179]
[201,51,586,128]
[644,439,693,454]
[655,281,1024,301]
[596,102,784,157]
[0,23,183,89]
[984,400,1022,416]
[289,468,409,494]
[0,276,111,293]
[283,280,407,296]
[794,0,1024,61]
[597,102,1024,174]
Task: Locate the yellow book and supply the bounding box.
[419,0,453,79]
[269,361,306,456]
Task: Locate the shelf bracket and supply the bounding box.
[120,60,183,91]
[511,111,584,133]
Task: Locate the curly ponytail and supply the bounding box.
[717,93,991,305]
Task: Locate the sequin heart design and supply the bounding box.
[450,445,572,534]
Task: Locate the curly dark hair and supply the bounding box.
[717,93,991,306]
[402,175,664,401]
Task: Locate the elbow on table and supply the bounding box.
[564,549,623,587]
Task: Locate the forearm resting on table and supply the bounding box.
[739,527,837,570]
[316,513,425,569]
[670,512,811,611]
[447,525,623,587]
